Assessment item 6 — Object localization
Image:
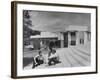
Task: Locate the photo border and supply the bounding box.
[11,1,98,79]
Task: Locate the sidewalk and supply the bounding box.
[24,43,91,69]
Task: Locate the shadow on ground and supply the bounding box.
[23,57,33,68]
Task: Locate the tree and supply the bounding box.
[23,10,32,46]
[23,10,40,46]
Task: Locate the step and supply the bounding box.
[68,47,90,66]
[70,47,91,62]
[75,45,90,55]
[56,49,72,67]
[60,48,82,67]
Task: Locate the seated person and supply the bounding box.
[48,49,61,66]
[35,51,45,66]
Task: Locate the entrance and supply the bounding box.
[64,32,68,47]
[70,32,76,45]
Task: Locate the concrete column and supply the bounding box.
[76,31,80,45]
[84,31,88,44]
[61,40,64,48]
[88,32,91,41]
[60,33,64,48]
[68,32,71,47]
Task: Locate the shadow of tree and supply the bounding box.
[23,57,33,68]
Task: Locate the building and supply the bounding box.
[30,25,91,50]
[64,25,91,47]
[30,32,60,50]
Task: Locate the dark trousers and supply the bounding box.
[48,57,59,65]
[32,57,44,68]
[35,58,44,65]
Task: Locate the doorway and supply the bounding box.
[64,32,68,47]
[70,32,76,45]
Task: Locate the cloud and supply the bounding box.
[29,10,90,32]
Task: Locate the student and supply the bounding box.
[48,49,61,66]
[35,51,44,66]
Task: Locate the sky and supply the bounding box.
[28,10,91,32]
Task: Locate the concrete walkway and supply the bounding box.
[24,43,91,69]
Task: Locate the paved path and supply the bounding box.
[24,43,91,70]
